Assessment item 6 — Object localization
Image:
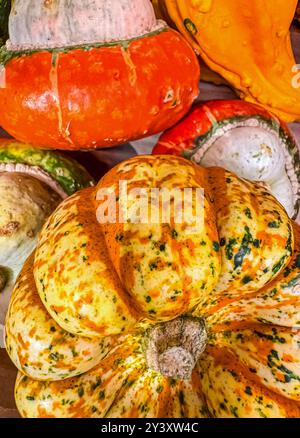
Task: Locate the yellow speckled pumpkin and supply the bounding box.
[5,156,300,418]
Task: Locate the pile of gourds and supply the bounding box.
[0,0,299,418]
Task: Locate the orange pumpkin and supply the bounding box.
[0,1,199,150]
[5,156,300,418]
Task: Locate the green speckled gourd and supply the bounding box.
[5,156,300,418]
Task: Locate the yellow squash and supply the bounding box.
[156,0,300,122]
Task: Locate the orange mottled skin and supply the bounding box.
[5,254,118,381]
[0,29,199,150]
[5,156,300,417]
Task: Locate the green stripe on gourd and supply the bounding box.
[0,141,93,346]
[184,115,300,220]
[0,142,94,196]
[0,25,168,66]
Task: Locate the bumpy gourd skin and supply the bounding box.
[7,156,300,418]
[159,0,300,122]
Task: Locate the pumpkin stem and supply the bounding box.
[146,317,207,380]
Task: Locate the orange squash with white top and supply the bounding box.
[0,0,199,149]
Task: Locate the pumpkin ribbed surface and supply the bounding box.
[5,254,116,381]
[5,156,300,418]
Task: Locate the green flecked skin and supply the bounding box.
[0,0,10,46]
[0,26,168,66]
[0,140,94,195]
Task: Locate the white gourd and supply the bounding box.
[8,0,164,50]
